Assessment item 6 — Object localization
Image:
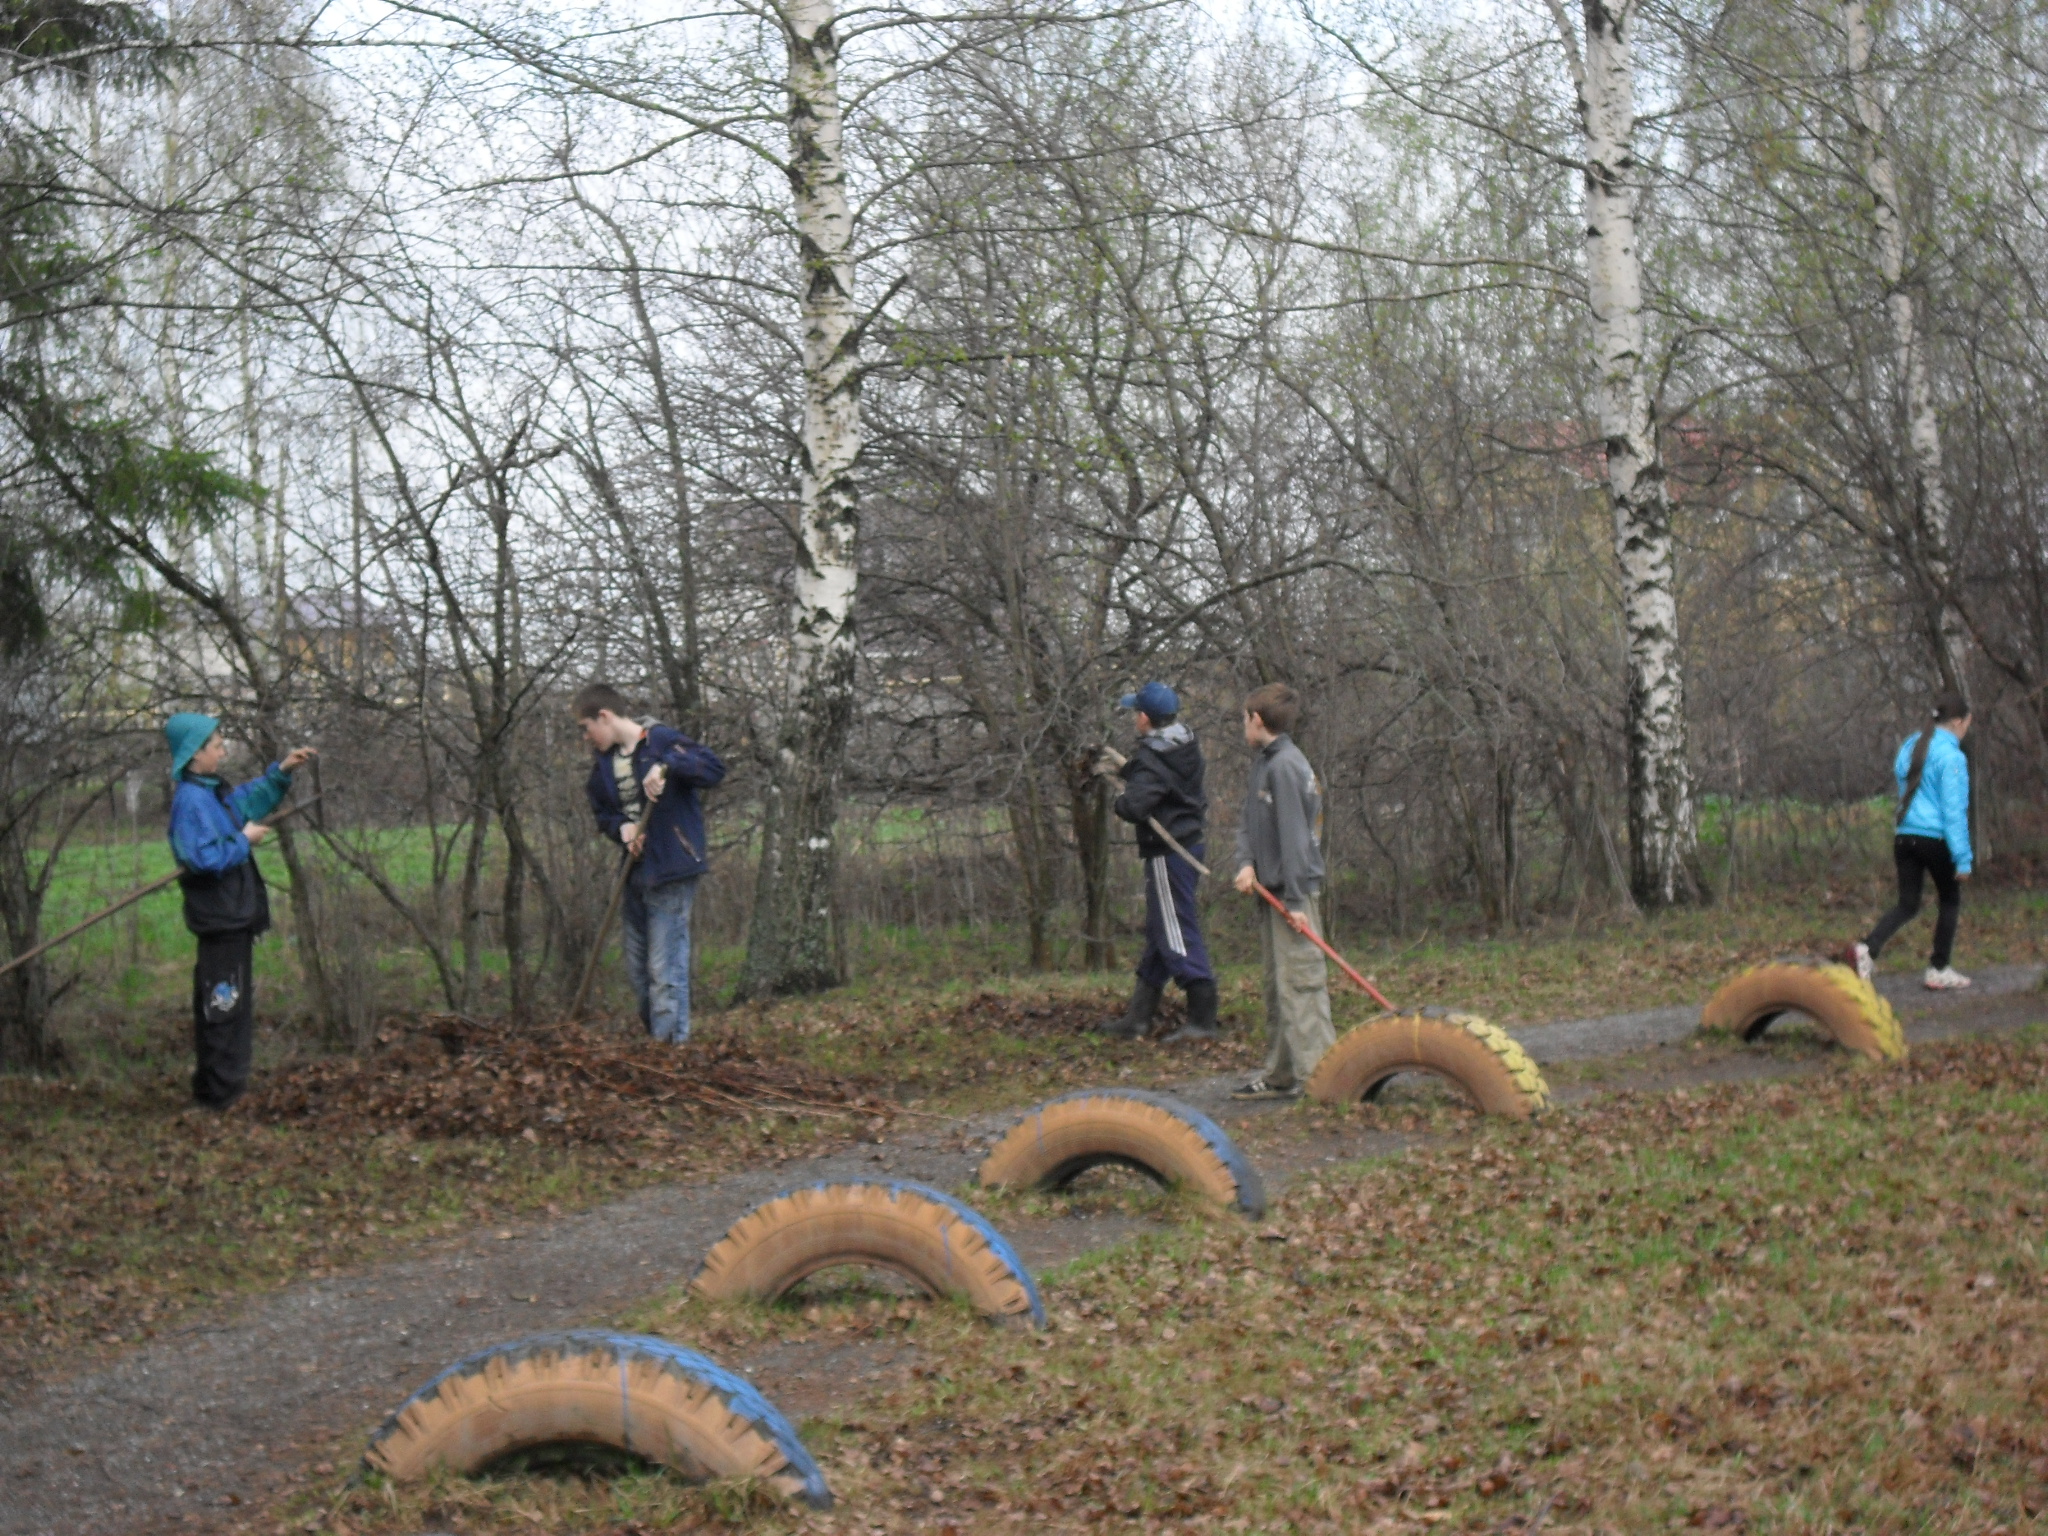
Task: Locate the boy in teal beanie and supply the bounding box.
[164,714,315,1108]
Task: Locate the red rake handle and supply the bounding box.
[1251,881,1398,1013]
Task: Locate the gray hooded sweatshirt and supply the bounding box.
[1235,733,1324,904]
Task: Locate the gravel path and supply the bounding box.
[4,965,2042,1536]
[1512,961,2043,1062]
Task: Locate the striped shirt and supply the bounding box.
[610,747,645,824]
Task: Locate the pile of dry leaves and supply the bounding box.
[242,1014,891,1146]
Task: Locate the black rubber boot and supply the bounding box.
[1100,979,1163,1039]
[1161,979,1220,1043]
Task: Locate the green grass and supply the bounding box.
[302,1031,2048,1535]
[26,786,2045,1056]
[9,877,2046,1405]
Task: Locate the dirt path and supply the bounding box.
[5,967,2041,1536]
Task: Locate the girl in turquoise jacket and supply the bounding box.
[1856,693,1973,990]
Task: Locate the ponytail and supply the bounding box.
[1896,693,1968,827]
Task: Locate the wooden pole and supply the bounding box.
[1092,743,1398,1013]
[0,795,323,981]
[567,795,657,1022]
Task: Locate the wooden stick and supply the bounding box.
[0,795,324,981]
[567,794,657,1022]
[1246,880,1399,1013]
[1144,807,1398,1011]
[1092,743,1399,1012]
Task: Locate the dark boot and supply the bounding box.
[1162,979,1220,1043]
[1100,979,1163,1039]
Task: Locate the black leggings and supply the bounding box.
[1864,835,1961,970]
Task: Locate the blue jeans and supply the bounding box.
[622,877,698,1043]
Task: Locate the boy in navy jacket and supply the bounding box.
[575,684,726,1041]
[1103,682,1218,1042]
[163,713,314,1108]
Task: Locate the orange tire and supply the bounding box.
[1700,961,1906,1062]
[364,1331,829,1506]
[1304,1012,1551,1118]
[977,1088,1266,1216]
[691,1181,1044,1327]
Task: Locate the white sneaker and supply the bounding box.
[1924,967,1972,991]
[1852,943,1874,981]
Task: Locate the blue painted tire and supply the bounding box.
[364,1330,830,1508]
[978,1088,1266,1216]
[691,1181,1045,1328]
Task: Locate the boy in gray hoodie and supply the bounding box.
[1231,683,1333,1099]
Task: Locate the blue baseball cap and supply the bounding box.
[1117,682,1180,717]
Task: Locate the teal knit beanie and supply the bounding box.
[164,713,219,779]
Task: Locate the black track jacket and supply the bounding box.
[1113,728,1208,858]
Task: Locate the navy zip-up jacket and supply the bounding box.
[584,722,727,888]
[1113,725,1208,859]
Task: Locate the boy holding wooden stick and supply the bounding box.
[575,685,726,1042]
[1231,683,1333,1101]
[163,713,315,1109]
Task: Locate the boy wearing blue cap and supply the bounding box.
[163,714,315,1109]
[1103,682,1218,1041]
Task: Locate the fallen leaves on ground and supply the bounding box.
[0,1020,874,1386]
[322,1030,2048,1535]
[242,1014,891,1146]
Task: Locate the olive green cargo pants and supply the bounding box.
[1259,892,1335,1089]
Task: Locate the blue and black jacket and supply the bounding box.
[168,765,292,936]
[584,723,727,888]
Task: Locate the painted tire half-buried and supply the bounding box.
[976,1088,1267,1217]
[363,1330,830,1507]
[691,1181,1046,1328]
[1304,1013,1552,1119]
[1700,961,1906,1063]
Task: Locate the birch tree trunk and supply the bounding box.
[1840,0,1967,691]
[1561,0,1704,907]
[740,0,862,997]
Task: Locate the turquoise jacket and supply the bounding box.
[1894,729,1972,874]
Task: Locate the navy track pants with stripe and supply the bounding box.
[1135,843,1214,988]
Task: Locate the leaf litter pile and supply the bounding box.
[2,1016,893,1384]
[242,1014,894,1146]
[333,1031,2048,1536]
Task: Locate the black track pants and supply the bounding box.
[1864,835,1961,970]
[191,929,256,1108]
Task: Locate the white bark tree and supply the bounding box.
[1548,0,1703,907]
[741,0,864,995]
[1840,0,1967,692]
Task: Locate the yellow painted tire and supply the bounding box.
[364,1331,830,1506]
[1700,961,1906,1063]
[977,1088,1266,1216]
[1304,1013,1552,1119]
[691,1181,1045,1327]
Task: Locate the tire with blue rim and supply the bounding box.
[363,1330,831,1508]
[690,1181,1045,1328]
[977,1088,1266,1217]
